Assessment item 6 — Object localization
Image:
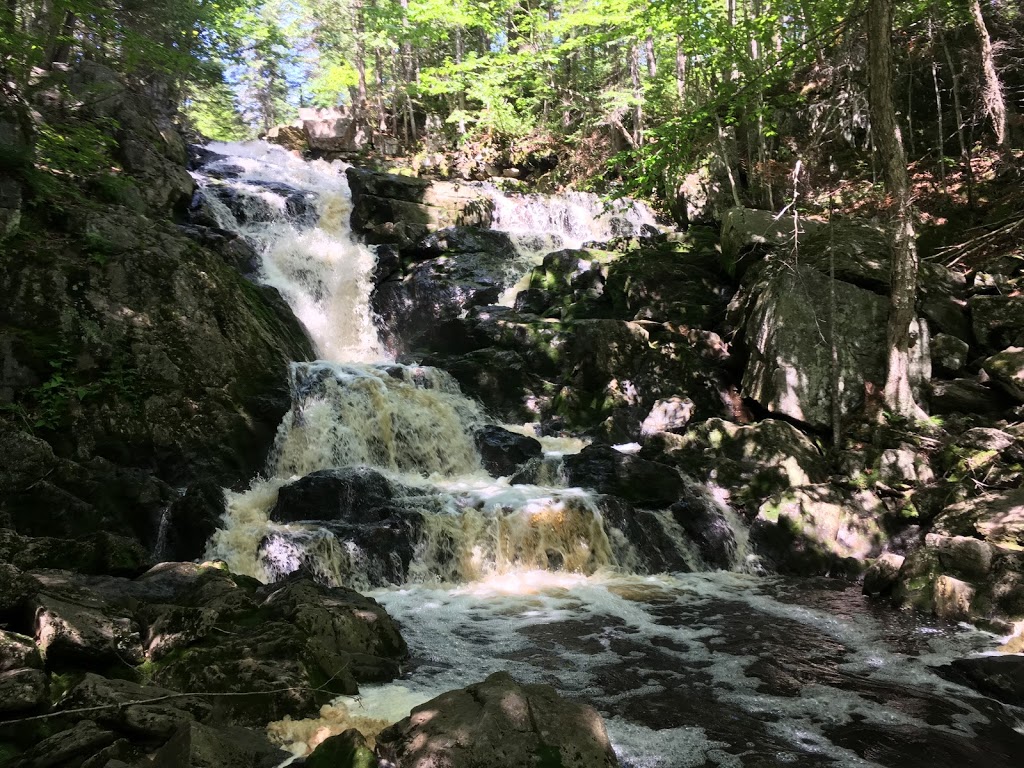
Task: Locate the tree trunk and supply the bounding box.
[867,0,925,419]
[969,0,1008,147]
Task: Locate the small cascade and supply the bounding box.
[191,142,386,362]
[485,185,662,253]
[271,361,484,479]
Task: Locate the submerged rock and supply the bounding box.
[375,672,619,768]
[943,656,1024,707]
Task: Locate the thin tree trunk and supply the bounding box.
[675,35,687,104]
[942,31,974,208]
[630,44,643,145]
[868,0,925,419]
[969,0,1008,147]
[929,18,945,193]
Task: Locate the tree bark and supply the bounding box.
[867,0,925,419]
[969,0,1008,147]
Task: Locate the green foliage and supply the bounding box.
[182,80,254,141]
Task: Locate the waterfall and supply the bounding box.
[194,141,734,589]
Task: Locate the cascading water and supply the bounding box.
[194,143,1023,768]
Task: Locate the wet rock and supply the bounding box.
[373,228,520,355]
[669,492,739,570]
[863,552,905,597]
[751,486,886,576]
[562,444,683,508]
[270,467,398,524]
[927,534,995,581]
[161,480,225,562]
[347,167,493,249]
[0,668,47,714]
[597,497,693,574]
[931,333,969,374]
[259,510,424,589]
[970,295,1024,351]
[945,655,1024,707]
[151,721,288,768]
[474,426,543,477]
[982,347,1024,402]
[934,575,975,621]
[306,728,375,768]
[9,719,117,768]
[376,672,619,768]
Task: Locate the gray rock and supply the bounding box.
[740,263,929,428]
[562,444,683,508]
[10,719,117,768]
[474,425,543,478]
[642,418,827,509]
[878,445,934,487]
[947,655,1024,707]
[376,672,619,768]
[32,590,144,670]
[347,167,493,248]
[151,721,288,768]
[719,208,824,275]
[0,630,42,671]
[970,296,1024,351]
[57,673,211,740]
[0,668,47,713]
[929,378,1008,415]
[640,397,696,436]
[982,347,1024,402]
[931,333,969,373]
[863,552,905,596]
[752,485,886,576]
[932,487,1024,551]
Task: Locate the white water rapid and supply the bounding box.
[192,143,1019,768]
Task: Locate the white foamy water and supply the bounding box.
[193,142,386,362]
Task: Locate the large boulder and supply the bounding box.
[151,721,288,768]
[642,418,828,509]
[931,487,1024,550]
[269,467,398,524]
[475,426,543,478]
[739,261,929,428]
[347,167,493,248]
[719,208,825,275]
[375,672,619,768]
[970,295,1024,352]
[751,485,887,576]
[373,227,521,354]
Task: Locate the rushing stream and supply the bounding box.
[191,142,1024,767]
